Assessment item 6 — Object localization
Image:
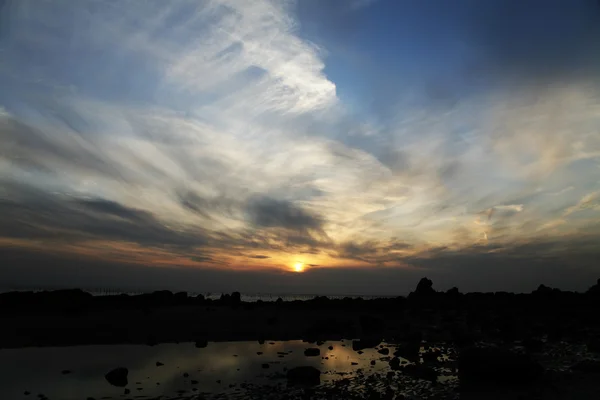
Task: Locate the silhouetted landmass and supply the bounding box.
[1,278,600,350]
[2,278,600,396]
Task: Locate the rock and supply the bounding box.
[389,357,401,370]
[351,362,358,365]
[24,392,30,396]
[262,363,270,369]
[257,352,263,355]
[105,367,128,387]
[287,366,321,386]
[393,342,420,362]
[195,339,208,348]
[523,338,544,354]
[422,349,441,363]
[415,277,434,294]
[304,348,320,357]
[587,336,600,353]
[571,360,600,373]
[370,360,376,365]
[123,388,130,394]
[383,388,395,400]
[403,364,438,382]
[352,338,381,351]
[231,291,241,304]
[61,370,71,375]
[183,372,189,378]
[191,380,198,384]
[359,315,385,335]
[459,346,543,385]
[377,348,390,355]
[328,345,334,350]
[155,362,164,367]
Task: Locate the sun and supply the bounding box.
[293,262,305,273]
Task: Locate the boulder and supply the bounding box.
[287,366,320,386]
[304,348,320,357]
[459,346,543,386]
[359,315,385,335]
[571,360,600,373]
[389,357,401,370]
[393,342,420,362]
[105,368,128,387]
[403,364,438,382]
[352,338,381,351]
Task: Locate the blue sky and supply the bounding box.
[1,0,600,294]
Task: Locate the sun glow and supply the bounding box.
[293,262,305,272]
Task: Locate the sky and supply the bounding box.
[1,0,600,295]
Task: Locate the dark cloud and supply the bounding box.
[336,240,413,264]
[245,196,325,233]
[247,255,270,259]
[176,190,238,219]
[0,181,208,248]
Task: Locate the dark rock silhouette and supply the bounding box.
[522,338,544,354]
[403,364,438,382]
[195,339,208,348]
[389,357,401,370]
[459,346,543,386]
[587,279,600,297]
[231,291,242,304]
[393,342,420,362]
[377,348,389,355]
[105,367,128,387]
[587,336,600,353]
[359,315,384,335]
[286,366,320,386]
[571,360,600,373]
[304,348,320,357]
[412,277,435,296]
[421,349,441,363]
[352,338,381,351]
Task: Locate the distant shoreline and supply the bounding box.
[0,286,399,302]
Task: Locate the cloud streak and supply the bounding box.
[0,0,599,292]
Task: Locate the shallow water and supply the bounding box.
[0,340,458,399]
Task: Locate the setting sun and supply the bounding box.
[293,262,305,273]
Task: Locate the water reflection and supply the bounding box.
[0,340,457,399]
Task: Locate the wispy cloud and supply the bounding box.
[0,0,599,291]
